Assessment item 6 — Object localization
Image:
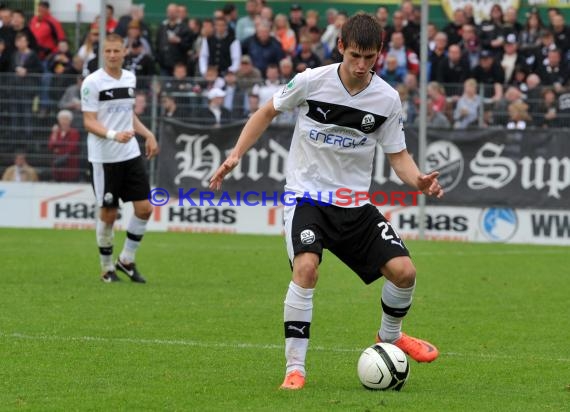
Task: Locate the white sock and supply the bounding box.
[119,215,148,264]
[284,281,314,376]
[96,218,114,271]
[379,280,415,343]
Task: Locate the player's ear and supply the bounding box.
[337,38,344,55]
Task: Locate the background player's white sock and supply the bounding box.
[96,218,114,272]
[119,215,148,264]
[379,280,415,343]
[284,280,314,376]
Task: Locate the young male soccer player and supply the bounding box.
[81,33,158,283]
[210,14,444,389]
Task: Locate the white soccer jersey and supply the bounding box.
[81,68,140,163]
[273,63,406,206]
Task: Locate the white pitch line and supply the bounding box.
[1,332,569,363]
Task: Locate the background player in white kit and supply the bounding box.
[81,33,158,283]
[210,14,444,389]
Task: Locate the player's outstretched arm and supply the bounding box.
[209,98,280,190]
[387,149,444,198]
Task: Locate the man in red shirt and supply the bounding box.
[29,1,65,60]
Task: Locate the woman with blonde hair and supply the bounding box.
[273,13,296,56]
[453,78,481,129]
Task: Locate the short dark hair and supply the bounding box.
[340,13,383,51]
[106,4,114,14]
[39,1,50,8]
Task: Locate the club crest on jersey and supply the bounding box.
[128,88,135,97]
[361,114,375,132]
[300,229,315,245]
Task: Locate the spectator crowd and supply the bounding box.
[2,0,570,181]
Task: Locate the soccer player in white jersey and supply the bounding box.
[81,33,158,283]
[210,14,444,389]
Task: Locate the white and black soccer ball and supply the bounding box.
[357,343,410,390]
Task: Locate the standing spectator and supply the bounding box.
[223,3,238,35]
[199,16,241,76]
[124,38,155,89]
[519,9,544,55]
[323,11,347,58]
[459,24,480,69]
[47,39,73,103]
[292,35,321,73]
[463,3,476,25]
[400,1,420,53]
[114,5,151,42]
[279,57,294,83]
[236,0,259,43]
[8,9,38,55]
[161,94,189,120]
[443,8,466,46]
[105,5,118,33]
[538,48,568,93]
[155,4,192,76]
[2,152,38,182]
[163,62,197,94]
[479,4,505,55]
[524,73,542,114]
[48,109,80,181]
[236,54,262,91]
[273,13,296,57]
[125,20,152,56]
[321,8,339,52]
[300,9,320,40]
[384,10,406,49]
[428,32,448,81]
[396,84,417,126]
[436,44,470,93]
[501,33,526,84]
[242,20,284,75]
[0,38,9,72]
[471,49,505,107]
[377,31,419,77]
[288,4,306,43]
[76,26,98,77]
[308,26,330,63]
[223,70,246,119]
[502,7,523,39]
[536,87,559,128]
[245,92,260,118]
[252,63,282,106]
[29,1,65,60]
[551,13,570,55]
[57,75,83,129]
[381,55,406,88]
[260,5,274,25]
[413,98,451,129]
[10,33,42,138]
[375,6,390,33]
[453,78,481,129]
[427,81,448,115]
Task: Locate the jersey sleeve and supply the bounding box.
[272,69,309,113]
[81,76,99,112]
[377,97,407,154]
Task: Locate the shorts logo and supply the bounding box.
[361,114,375,132]
[300,229,315,245]
[103,192,114,205]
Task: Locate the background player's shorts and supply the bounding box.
[90,156,150,208]
[284,200,410,284]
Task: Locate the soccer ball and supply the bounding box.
[357,343,410,390]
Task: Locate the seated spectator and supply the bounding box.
[194,87,232,126]
[322,8,340,52]
[396,84,417,126]
[163,62,199,94]
[2,152,39,181]
[436,44,470,93]
[453,78,481,129]
[538,48,568,93]
[471,49,505,106]
[502,7,523,39]
[443,8,467,45]
[501,33,526,85]
[381,55,406,88]
[292,35,321,73]
[0,38,9,73]
[236,54,262,92]
[525,73,542,113]
[550,13,570,54]
[245,92,260,118]
[495,86,524,125]
[555,90,570,128]
[377,32,419,76]
[479,4,505,56]
[506,101,531,129]
[235,0,259,43]
[199,16,241,77]
[519,9,544,55]
[459,24,480,69]
[48,110,80,181]
[510,64,529,93]
[273,13,296,56]
[114,5,151,41]
[9,9,38,54]
[155,3,192,76]
[428,32,448,81]
[76,26,98,77]
[223,70,247,119]
[536,87,558,128]
[427,81,448,114]
[125,19,152,56]
[134,91,150,119]
[197,64,226,92]
[57,75,83,129]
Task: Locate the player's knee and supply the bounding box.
[392,265,416,288]
[292,255,319,288]
[135,203,153,220]
[100,208,118,224]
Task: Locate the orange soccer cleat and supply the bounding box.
[280,370,306,390]
[376,332,439,363]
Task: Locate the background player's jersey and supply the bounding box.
[273,63,406,207]
[81,68,140,163]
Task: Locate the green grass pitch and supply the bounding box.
[0,228,568,411]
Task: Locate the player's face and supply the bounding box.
[338,43,379,80]
[103,40,126,70]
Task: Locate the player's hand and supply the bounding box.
[418,171,444,198]
[145,134,159,159]
[114,130,135,143]
[209,155,239,190]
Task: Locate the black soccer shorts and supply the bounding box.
[90,156,151,208]
[284,200,410,284]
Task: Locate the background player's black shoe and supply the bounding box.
[101,270,120,283]
[116,260,147,283]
